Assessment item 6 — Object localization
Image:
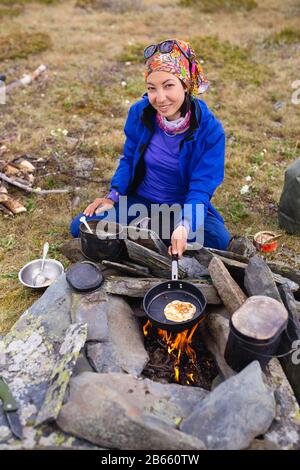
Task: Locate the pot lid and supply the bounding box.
[66,261,104,292]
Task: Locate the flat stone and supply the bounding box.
[200,306,235,379]
[208,256,247,315]
[63,372,208,427]
[57,372,206,450]
[227,235,256,257]
[71,289,109,342]
[244,255,282,302]
[28,273,73,339]
[35,323,88,426]
[0,275,94,448]
[180,361,276,450]
[202,308,300,450]
[86,295,149,376]
[87,342,123,373]
[278,285,300,404]
[264,358,300,450]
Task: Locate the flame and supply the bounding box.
[143,320,152,336]
[157,321,200,383]
[186,373,194,385]
[143,318,202,384]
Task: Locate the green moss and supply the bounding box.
[124,75,145,99]
[118,42,145,64]
[99,142,123,158]
[179,0,257,13]
[58,84,125,118]
[0,235,16,251]
[265,27,300,47]
[75,0,141,13]
[0,31,52,61]
[226,198,250,223]
[191,35,269,86]
[0,5,23,18]
[0,0,60,5]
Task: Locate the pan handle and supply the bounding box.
[171,254,178,281]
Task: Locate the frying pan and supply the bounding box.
[143,254,207,333]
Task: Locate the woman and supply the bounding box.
[70,39,231,257]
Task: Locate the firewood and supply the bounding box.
[6,64,48,94]
[195,248,299,292]
[125,239,186,278]
[0,203,13,216]
[15,159,35,173]
[104,276,221,305]
[126,225,168,256]
[2,196,27,214]
[0,185,8,194]
[208,256,247,315]
[0,191,9,204]
[0,185,8,204]
[209,248,300,293]
[0,145,7,157]
[101,260,152,277]
[0,172,69,194]
[3,164,19,176]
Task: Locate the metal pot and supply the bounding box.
[80,220,125,262]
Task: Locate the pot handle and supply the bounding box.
[171,254,178,281]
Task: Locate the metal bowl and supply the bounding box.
[18,259,64,289]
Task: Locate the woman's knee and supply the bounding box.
[204,221,231,250]
[70,213,84,238]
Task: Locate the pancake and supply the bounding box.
[164,300,196,322]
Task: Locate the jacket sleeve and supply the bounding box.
[109,105,140,196]
[179,118,226,234]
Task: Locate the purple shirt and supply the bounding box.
[136,123,188,204]
[107,123,190,231]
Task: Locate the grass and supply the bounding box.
[118,43,146,64]
[0,0,60,4]
[0,31,52,61]
[179,0,257,12]
[0,0,300,334]
[0,5,23,18]
[265,27,300,46]
[191,35,270,86]
[75,0,141,12]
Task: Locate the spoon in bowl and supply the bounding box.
[33,242,49,287]
[80,216,93,234]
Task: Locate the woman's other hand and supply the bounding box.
[168,225,188,258]
[83,198,115,217]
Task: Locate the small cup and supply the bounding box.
[253,231,278,253]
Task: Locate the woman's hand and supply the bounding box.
[168,225,188,258]
[83,198,115,217]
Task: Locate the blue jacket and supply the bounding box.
[110,94,225,232]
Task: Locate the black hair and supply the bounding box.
[180,91,192,117]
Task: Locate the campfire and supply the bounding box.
[142,319,218,388]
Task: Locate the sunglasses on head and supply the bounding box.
[144,40,192,63]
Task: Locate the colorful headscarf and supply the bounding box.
[144,39,208,96]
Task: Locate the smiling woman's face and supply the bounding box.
[146,71,186,121]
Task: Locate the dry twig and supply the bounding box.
[0,172,69,194]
